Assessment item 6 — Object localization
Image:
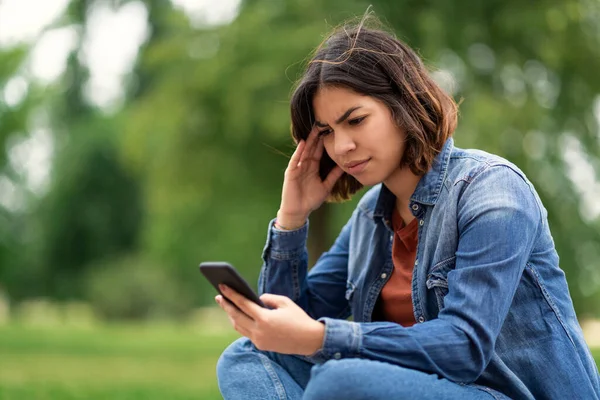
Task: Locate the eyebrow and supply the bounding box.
[315,106,363,127]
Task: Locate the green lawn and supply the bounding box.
[0,323,239,400]
[1,323,599,400]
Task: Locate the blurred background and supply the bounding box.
[0,0,599,398]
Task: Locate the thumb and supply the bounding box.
[260,293,291,309]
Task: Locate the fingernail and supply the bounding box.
[219,284,227,292]
[215,295,222,303]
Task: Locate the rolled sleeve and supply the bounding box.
[310,317,361,361]
[262,218,309,261]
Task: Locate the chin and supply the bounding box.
[353,174,383,187]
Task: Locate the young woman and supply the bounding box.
[214,16,600,400]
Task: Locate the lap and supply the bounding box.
[220,338,508,400]
[305,358,507,400]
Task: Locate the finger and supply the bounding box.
[313,135,325,160]
[220,285,263,319]
[218,295,255,329]
[259,293,290,309]
[323,165,344,191]
[288,139,306,169]
[224,313,252,337]
[301,127,320,162]
[235,324,252,338]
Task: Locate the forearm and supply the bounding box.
[259,215,353,321]
[259,218,310,301]
[311,317,485,383]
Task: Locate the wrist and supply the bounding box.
[303,320,325,356]
[275,211,307,231]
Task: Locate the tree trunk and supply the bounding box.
[307,202,331,269]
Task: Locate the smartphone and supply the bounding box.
[199,262,266,308]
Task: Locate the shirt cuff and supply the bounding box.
[261,218,309,261]
[310,317,361,361]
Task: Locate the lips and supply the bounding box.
[344,158,370,174]
[344,158,370,169]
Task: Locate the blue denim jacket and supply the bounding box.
[259,138,600,400]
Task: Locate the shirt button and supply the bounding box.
[334,352,342,359]
[412,204,419,211]
[419,220,424,226]
[381,273,387,279]
[418,316,425,323]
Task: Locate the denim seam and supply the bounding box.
[526,263,576,347]
[256,352,287,400]
[453,159,492,185]
[291,259,300,301]
[473,385,502,400]
[270,249,305,260]
[353,321,362,356]
[271,227,307,236]
[429,255,456,275]
[413,220,425,321]
[261,264,271,294]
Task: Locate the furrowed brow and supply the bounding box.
[315,106,362,127]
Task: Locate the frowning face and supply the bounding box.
[313,85,407,187]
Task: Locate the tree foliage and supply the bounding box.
[1,0,599,318]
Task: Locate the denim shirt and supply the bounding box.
[258,138,600,400]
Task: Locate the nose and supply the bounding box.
[333,129,356,156]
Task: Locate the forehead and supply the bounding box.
[313,86,374,118]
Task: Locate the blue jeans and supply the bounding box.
[217,338,508,399]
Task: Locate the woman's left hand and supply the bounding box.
[216,285,325,356]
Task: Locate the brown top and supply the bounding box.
[374,209,418,327]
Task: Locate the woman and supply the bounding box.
[214,15,600,400]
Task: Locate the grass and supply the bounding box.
[0,323,239,400]
[1,323,599,399]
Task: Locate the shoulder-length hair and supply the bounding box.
[290,16,458,202]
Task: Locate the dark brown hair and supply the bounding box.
[290,15,458,202]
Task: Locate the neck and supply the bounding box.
[383,166,422,223]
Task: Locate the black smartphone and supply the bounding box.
[199,262,266,308]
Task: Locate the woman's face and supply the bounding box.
[312,85,407,186]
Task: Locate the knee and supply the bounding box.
[304,359,417,400]
[304,359,368,400]
[216,337,255,381]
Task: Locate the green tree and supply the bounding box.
[2,0,599,319]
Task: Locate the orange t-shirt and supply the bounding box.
[374,210,418,327]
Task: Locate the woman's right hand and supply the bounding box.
[276,127,344,230]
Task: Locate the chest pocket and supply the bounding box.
[426,256,455,311]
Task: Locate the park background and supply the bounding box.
[0,0,599,398]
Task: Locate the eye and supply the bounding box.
[348,116,367,126]
[318,129,332,137]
